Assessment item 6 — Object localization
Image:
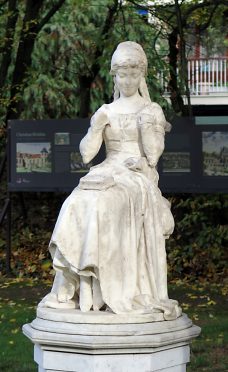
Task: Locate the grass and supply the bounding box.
[0,279,49,372]
[169,282,228,371]
[0,278,227,372]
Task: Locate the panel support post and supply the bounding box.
[6,194,11,273]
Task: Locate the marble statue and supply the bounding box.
[40,41,181,321]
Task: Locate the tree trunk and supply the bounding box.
[78,75,93,118]
[0,0,19,90]
[77,0,119,117]
[6,0,44,122]
[174,0,192,116]
[5,0,66,123]
[167,29,185,114]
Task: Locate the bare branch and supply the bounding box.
[120,2,127,39]
[93,0,120,68]
[184,0,228,18]
[35,0,66,33]
[198,4,219,32]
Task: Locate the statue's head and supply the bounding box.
[110,41,150,102]
[110,41,148,76]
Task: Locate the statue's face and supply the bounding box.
[115,66,142,97]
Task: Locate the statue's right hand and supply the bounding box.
[91,108,109,131]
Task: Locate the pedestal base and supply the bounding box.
[35,344,190,372]
[23,309,201,372]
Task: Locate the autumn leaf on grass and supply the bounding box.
[221,286,228,296]
[27,265,37,273]
[11,327,19,334]
[187,293,198,299]
[207,297,216,306]
[181,303,190,310]
[38,253,46,260]
[8,301,16,307]
[192,313,199,321]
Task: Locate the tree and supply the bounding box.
[0,0,66,131]
[1,0,227,132]
[0,0,167,130]
[128,0,228,115]
[17,0,166,120]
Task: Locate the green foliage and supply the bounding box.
[0,0,175,124]
[20,0,169,119]
[166,194,228,283]
[0,0,227,126]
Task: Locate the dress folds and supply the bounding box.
[47,101,180,319]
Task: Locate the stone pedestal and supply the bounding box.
[23,308,201,372]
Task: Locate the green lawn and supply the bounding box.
[0,279,49,372]
[169,283,228,371]
[0,279,227,372]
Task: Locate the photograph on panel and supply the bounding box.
[202,131,228,176]
[16,142,52,173]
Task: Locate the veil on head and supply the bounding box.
[110,41,151,102]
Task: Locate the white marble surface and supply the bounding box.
[23,313,200,371]
[34,344,190,372]
[23,312,200,350]
[39,41,181,320]
[37,306,168,324]
[36,307,190,330]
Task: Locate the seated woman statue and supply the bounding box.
[40,41,181,320]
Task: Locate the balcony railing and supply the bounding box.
[161,57,228,96]
[188,57,227,95]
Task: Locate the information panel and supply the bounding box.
[8,119,105,192]
[159,116,228,192]
[8,117,228,193]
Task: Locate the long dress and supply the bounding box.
[46,101,181,320]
